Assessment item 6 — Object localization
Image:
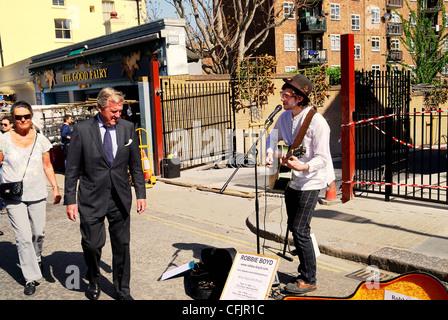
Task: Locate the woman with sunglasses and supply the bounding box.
[0,101,61,295]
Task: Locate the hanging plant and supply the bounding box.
[289,65,330,108]
[232,55,277,113]
[424,79,448,110]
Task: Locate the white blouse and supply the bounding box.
[0,131,52,201]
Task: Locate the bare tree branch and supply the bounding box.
[154,0,307,74]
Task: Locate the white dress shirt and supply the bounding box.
[266,106,334,191]
[97,115,118,158]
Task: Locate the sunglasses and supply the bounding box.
[14,114,32,121]
[1,123,9,126]
[280,91,296,99]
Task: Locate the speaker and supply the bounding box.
[161,158,180,178]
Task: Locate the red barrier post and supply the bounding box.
[341,34,355,203]
[149,60,164,176]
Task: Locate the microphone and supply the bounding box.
[265,104,283,124]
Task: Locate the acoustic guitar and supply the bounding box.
[269,144,306,191]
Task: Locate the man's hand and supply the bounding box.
[282,155,310,172]
[136,199,146,214]
[266,152,274,168]
[66,204,79,222]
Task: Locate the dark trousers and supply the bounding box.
[80,188,131,297]
[284,187,320,284]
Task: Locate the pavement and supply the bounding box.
[158,160,448,283]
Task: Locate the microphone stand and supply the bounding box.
[220,119,274,254]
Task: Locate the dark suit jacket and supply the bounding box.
[64,116,146,217]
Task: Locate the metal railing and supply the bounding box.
[386,0,403,8]
[160,79,234,169]
[387,50,403,62]
[386,22,403,36]
[298,16,327,33]
[298,49,327,65]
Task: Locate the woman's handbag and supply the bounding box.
[0,133,37,199]
[0,181,23,198]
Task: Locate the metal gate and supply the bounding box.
[160,78,235,169]
[352,70,448,204]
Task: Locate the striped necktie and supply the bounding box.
[103,126,114,165]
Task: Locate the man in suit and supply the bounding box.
[64,87,146,300]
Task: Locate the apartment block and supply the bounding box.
[273,0,448,74]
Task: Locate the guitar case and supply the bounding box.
[185,247,237,300]
[283,272,448,300]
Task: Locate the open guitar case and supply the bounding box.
[185,247,237,300]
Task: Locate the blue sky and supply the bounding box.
[145,0,178,19]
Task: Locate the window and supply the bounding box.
[442,39,448,52]
[330,4,340,20]
[354,44,361,60]
[391,12,400,23]
[52,0,65,6]
[372,65,380,75]
[409,39,415,53]
[331,34,340,51]
[283,2,295,19]
[351,14,360,30]
[441,65,448,77]
[409,13,416,26]
[303,36,313,50]
[54,19,71,39]
[284,34,296,52]
[390,39,400,51]
[371,7,380,24]
[102,1,115,21]
[371,36,380,52]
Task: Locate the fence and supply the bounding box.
[160,79,234,169]
[353,70,448,204]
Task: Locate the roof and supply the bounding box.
[29,18,185,69]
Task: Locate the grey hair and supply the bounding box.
[11,100,33,116]
[97,87,125,109]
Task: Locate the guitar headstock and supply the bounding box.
[291,145,306,158]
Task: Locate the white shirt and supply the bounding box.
[97,115,118,158]
[0,132,52,201]
[266,106,334,191]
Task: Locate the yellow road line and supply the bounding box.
[133,211,356,275]
[132,211,256,250]
[318,260,353,273]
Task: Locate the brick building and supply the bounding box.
[272,0,447,74]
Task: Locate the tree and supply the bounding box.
[151,0,305,74]
[395,0,448,83]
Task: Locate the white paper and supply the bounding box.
[220,252,279,300]
[384,290,421,300]
[161,262,194,281]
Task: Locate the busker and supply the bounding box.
[266,74,333,294]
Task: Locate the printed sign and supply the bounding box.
[220,251,279,300]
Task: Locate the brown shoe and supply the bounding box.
[285,280,317,294]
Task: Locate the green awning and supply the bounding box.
[67,48,85,57]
